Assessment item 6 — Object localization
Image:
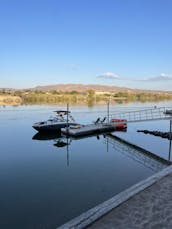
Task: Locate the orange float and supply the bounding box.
[111,119,127,129]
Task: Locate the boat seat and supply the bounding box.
[101,117,106,123]
[94,117,100,124]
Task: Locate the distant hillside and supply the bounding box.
[32,84,170,94]
[1,84,172,105]
[33,84,130,92]
[1,84,172,94]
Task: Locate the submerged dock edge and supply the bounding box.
[57,165,172,229]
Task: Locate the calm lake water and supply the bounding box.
[0,101,172,228]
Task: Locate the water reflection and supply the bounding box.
[32,132,102,148]
[32,132,62,141]
[32,132,103,167]
[32,131,168,172]
[33,132,72,167]
[104,135,168,172]
[54,139,70,148]
[33,132,71,148]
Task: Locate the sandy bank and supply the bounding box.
[0,95,22,105]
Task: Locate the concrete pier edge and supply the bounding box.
[57,165,172,229]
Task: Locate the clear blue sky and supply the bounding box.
[1,0,172,90]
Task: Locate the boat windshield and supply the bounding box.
[54,110,75,122]
[54,110,71,115]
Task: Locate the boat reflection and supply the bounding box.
[32,132,62,141]
[32,132,71,148]
[32,129,127,145]
[54,140,69,148]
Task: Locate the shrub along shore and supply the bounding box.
[1,89,172,106]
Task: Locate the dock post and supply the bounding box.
[107,100,110,124]
[67,103,69,135]
[168,119,172,160]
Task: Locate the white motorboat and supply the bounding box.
[32,110,78,132]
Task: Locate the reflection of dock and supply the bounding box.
[106,134,171,172]
[62,123,115,137]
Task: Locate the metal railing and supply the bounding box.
[109,107,172,123]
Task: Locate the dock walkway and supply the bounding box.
[88,168,172,229]
[109,106,172,123]
[61,123,115,137]
[57,166,172,229]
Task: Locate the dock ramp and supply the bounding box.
[109,107,172,123]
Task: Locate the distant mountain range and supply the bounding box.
[32,84,171,94]
[33,84,132,93]
[1,84,172,94]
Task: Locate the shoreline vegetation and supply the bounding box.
[1,89,172,106]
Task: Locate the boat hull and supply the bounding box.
[32,122,77,132]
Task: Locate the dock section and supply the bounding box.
[61,123,115,137]
[87,166,172,229]
[57,165,172,229]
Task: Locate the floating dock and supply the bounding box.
[61,123,115,137]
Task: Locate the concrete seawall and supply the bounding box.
[88,166,172,229]
[57,164,172,229]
